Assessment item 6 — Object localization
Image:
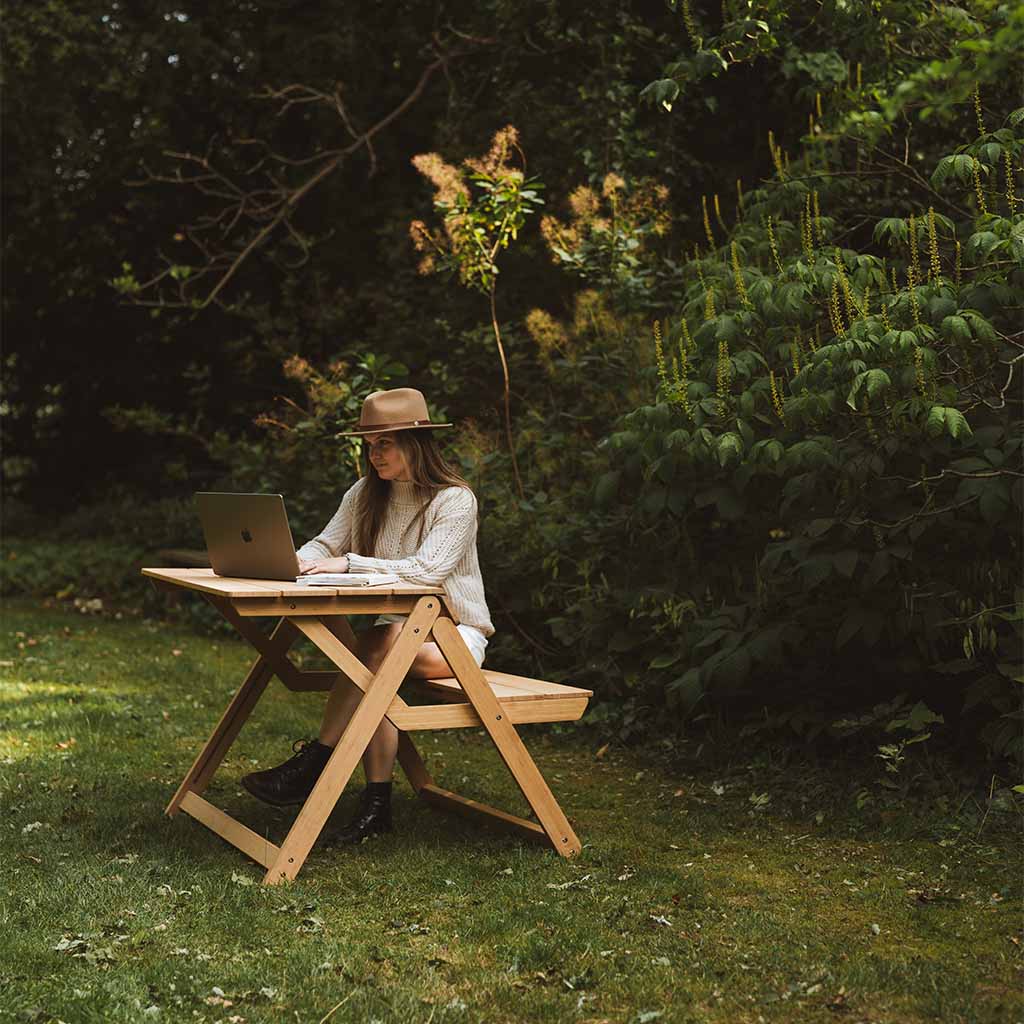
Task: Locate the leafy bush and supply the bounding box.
[1,538,154,609]
[465,1,1023,767]
[562,8,1024,764]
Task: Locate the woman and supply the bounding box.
[241,387,494,845]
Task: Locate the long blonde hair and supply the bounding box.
[351,430,470,557]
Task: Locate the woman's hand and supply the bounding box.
[298,556,350,575]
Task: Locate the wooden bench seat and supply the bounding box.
[408,670,592,725]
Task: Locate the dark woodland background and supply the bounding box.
[3,1,1022,769]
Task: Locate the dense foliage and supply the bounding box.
[4,1,1021,769]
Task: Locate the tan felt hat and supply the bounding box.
[335,387,454,437]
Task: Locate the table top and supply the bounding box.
[142,567,445,599]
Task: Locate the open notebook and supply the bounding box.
[293,573,401,587]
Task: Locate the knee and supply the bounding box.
[359,626,398,674]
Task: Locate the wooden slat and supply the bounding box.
[232,596,435,617]
[179,792,280,869]
[418,784,547,840]
[142,567,443,601]
[389,697,588,730]
[419,673,592,703]
[143,568,281,597]
[481,670,594,698]
[396,732,434,792]
[275,581,442,598]
[418,679,539,702]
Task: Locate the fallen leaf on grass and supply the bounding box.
[908,887,964,904]
[595,743,609,758]
[826,987,849,1012]
[547,874,592,891]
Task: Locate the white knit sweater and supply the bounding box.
[296,477,495,638]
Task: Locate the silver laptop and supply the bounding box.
[195,492,301,581]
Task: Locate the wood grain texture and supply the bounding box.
[142,566,442,599]
[396,732,434,792]
[388,698,588,730]
[179,792,280,869]
[418,784,548,841]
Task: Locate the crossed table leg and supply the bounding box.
[165,593,580,884]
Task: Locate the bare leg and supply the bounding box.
[316,623,456,783]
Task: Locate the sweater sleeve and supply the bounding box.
[295,479,363,561]
[345,487,477,586]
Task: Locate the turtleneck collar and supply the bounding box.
[388,479,420,505]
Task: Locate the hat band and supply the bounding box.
[356,418,434,431]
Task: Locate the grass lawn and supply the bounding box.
[0,597,1020,1024]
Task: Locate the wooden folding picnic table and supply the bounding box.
[142,568,591,884]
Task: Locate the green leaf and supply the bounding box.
[925,406,972,440]
[649,651,684,670]
[846,368,891,409]
[996,663,1024,684]
[717,432,743,468]
[667,669,703,713]
[893,701,944,733]
[943,408,972,439]
[715,316,739,342]
[640,78,681,112]
[941,315,971,342]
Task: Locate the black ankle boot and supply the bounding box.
[331,782,393,845]
[240,739,333,807]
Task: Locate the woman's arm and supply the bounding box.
[345,487,477,586]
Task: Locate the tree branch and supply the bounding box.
[124,35,495,310]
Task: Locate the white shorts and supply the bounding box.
[373,613,488,669]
